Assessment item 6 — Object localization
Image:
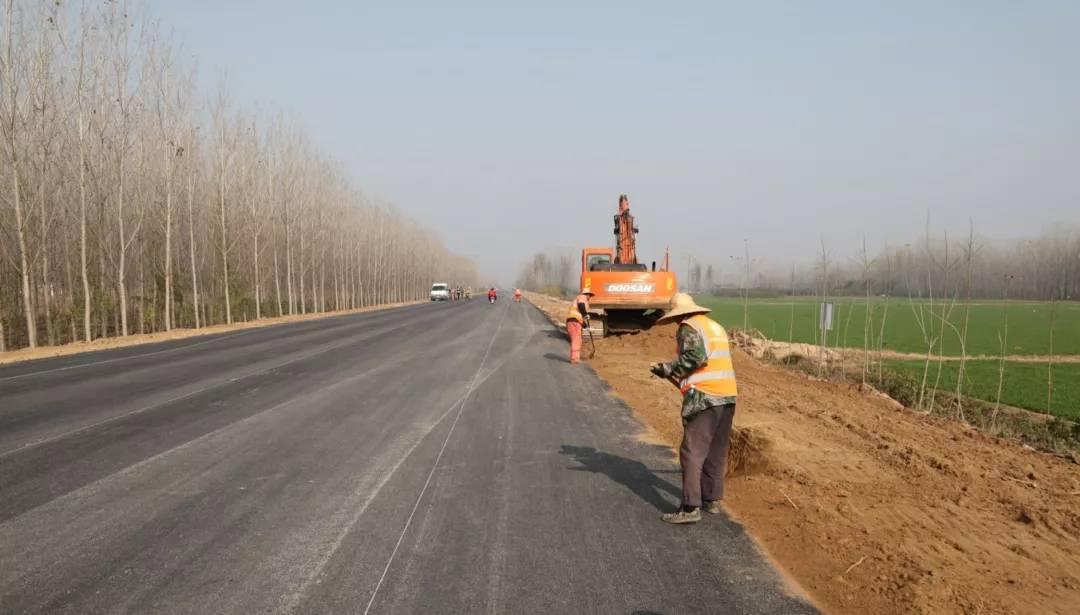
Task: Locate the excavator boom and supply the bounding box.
[614,209,638,264]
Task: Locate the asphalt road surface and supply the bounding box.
[0,299,817,614]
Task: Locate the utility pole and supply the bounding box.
[743,239,751,331]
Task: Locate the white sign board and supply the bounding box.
[819,302,834,332]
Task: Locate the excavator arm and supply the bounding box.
[613,210,638,265]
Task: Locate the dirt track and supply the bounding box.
[527,292,1080,615]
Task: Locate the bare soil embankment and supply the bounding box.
[526,292,1080,615]
[0,301,422,366]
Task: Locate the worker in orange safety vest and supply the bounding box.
[565,287,594,364]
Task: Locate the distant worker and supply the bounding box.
[649,293,737,525]
[488,287,497,304]
[565,287,594,364]
[514,288,522,302]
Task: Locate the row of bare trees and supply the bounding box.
[0,0,478,352]
[698,227,1080,302]
[831,229,1080,301]
[516,252,575,296]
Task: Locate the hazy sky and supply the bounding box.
[154,0,1080,284]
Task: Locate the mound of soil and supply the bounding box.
[527,292,1080,615]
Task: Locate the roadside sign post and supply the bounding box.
[816,300,833,330]
[819,301,834,342]
[818,302,835,374]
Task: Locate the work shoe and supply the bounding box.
[704,500,723,515]
[661,508,701,524]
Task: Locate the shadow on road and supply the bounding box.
[559,445,681,512]
[543,352,571,363]
[542,329,568,340]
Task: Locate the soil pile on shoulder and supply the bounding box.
[526,292,1080,615]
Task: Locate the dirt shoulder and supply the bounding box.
[525,291,1080,615]
[0,301,422,367]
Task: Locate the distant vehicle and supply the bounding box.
[430,283,451,301]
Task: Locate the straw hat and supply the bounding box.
[656,293,710,324]
[581,287,595,296]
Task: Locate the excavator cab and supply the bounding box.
[586,251,611,271]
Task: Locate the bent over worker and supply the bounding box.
[649,293,737,524]
[565,287,594,364]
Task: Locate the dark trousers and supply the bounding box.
[679,403,736,508]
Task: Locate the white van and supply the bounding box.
[430,283,450,301]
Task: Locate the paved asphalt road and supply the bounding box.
[0,299,817,614]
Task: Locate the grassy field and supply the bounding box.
[696,295,1080,419]
[699,296,1080,357]
[884,359,1080,420]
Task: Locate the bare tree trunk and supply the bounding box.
[12,173,35,348]
[187,163,200,328]
[164,187,172,331]
[219,144,232,325]
[992,279,1011,427]
[955,222,976,419]
[39,168,54,346]
[273,244,283,317]
[98,224,107,338]
[138,252,145,334]
[113,287,120,335]
[1047,296,1057,415]
[253,229,261,320]
[34,22,56,346]
[79,111,92,342]
[3,0,36,348]
[109,2,137,339]
[285,201,294,315]
[62,225,76,343]
[117,150,129,336]
[816,237,829,376]
[298,222,306,315]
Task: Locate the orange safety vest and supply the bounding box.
[566,294,589,322]
[678,314,737,398]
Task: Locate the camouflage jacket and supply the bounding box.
[656,322,737,421]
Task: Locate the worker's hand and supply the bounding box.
[649,362,670,378]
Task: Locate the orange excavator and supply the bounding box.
[579,197,677,335]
